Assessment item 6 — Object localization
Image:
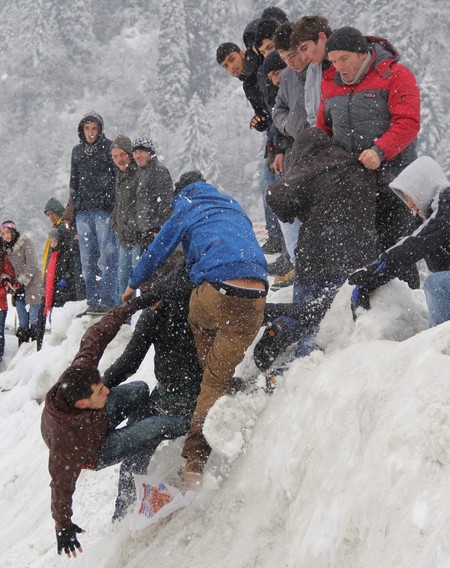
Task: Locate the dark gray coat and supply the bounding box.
[112,161,141,249]
[136,156,173,247]
[268,128,380,284]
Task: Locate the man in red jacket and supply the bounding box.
[317,26,421,286]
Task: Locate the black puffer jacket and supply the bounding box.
[268,128,380,283]
[70,112,116,213]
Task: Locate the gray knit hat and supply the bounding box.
[132,135,156,154]
[325,27,369,54]
[111,134,133,157]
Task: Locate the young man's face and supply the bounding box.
[111,148,132,172]
[76,382,110,410]
[298,35,327,65]
[267,68,283,87]
[328,50,367,83]
[83,121,100,145]
[402,192,424,220]
[45,210,60,225]
[258,38,275,58]
[133,149,152,168]
[278,48,308,72]
[220,50,246,77]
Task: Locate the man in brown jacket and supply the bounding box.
[41,301,190,558]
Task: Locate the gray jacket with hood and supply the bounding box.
[382,156,450,272]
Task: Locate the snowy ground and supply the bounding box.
[1,276,450,568]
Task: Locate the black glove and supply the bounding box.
[13,285,26,302]
[128,292,160,311]
[348,259,390,286]
[56,523,84,556]
[250,114,268,132]
[351,284,372,321]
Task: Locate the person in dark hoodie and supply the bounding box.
[349,156,450,327]
[253,128,380,371]
[103,250,203,521]
[69,111,118,315]
[318,26,422,288]
[122,171,268,487]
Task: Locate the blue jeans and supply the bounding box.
[117,244,141,298]
[271,275,347,358]
[15,300,40,328]
[95,382,190,471]
[424,271,450,327]
[76,210,119,308]
[0,310,6,358]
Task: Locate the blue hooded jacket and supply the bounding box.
[129,181,268,289]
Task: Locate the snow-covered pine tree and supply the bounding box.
[184,0,216,104]
[156,0,190,131]
[172,92,219,184]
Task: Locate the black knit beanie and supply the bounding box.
[262,50,287,76]
[325,27,369,54]
[174,171,205,194]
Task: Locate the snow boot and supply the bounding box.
[16,326,30,347]
[253,321,289,372]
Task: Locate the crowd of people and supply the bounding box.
[0,5,449,560]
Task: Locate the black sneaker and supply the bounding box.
[253,321,289,372]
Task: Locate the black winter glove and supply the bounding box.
[128,292,160,311]
[13,285,26,302]
[351,284,372,321]
[56,523,84,556]
[250,114,268,132]
[348,259,390,286]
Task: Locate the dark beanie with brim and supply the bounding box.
[325,26,369,54]
[111,135,133,157]
[44,197,65,217]
[262,50,287,76]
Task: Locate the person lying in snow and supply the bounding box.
[41,296,190,558]
[349,156,450,326]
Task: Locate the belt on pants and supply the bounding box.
[208,281,267,299]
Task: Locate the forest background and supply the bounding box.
[1,0,449,239]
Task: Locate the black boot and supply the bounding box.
[29,325,38,342]
[16,327,30,347]
[253,321,290,372]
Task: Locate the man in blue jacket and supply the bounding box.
[122,171,268,485]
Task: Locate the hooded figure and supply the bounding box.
[349,156,450,326]
[69,111,119,312]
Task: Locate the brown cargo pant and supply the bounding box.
[182,282,266,465]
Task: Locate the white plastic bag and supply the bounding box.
[129,476,186,530]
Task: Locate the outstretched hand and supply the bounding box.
[56,523,85,558]
[121,286,134,303]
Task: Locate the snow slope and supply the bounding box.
[1,280,450,568]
